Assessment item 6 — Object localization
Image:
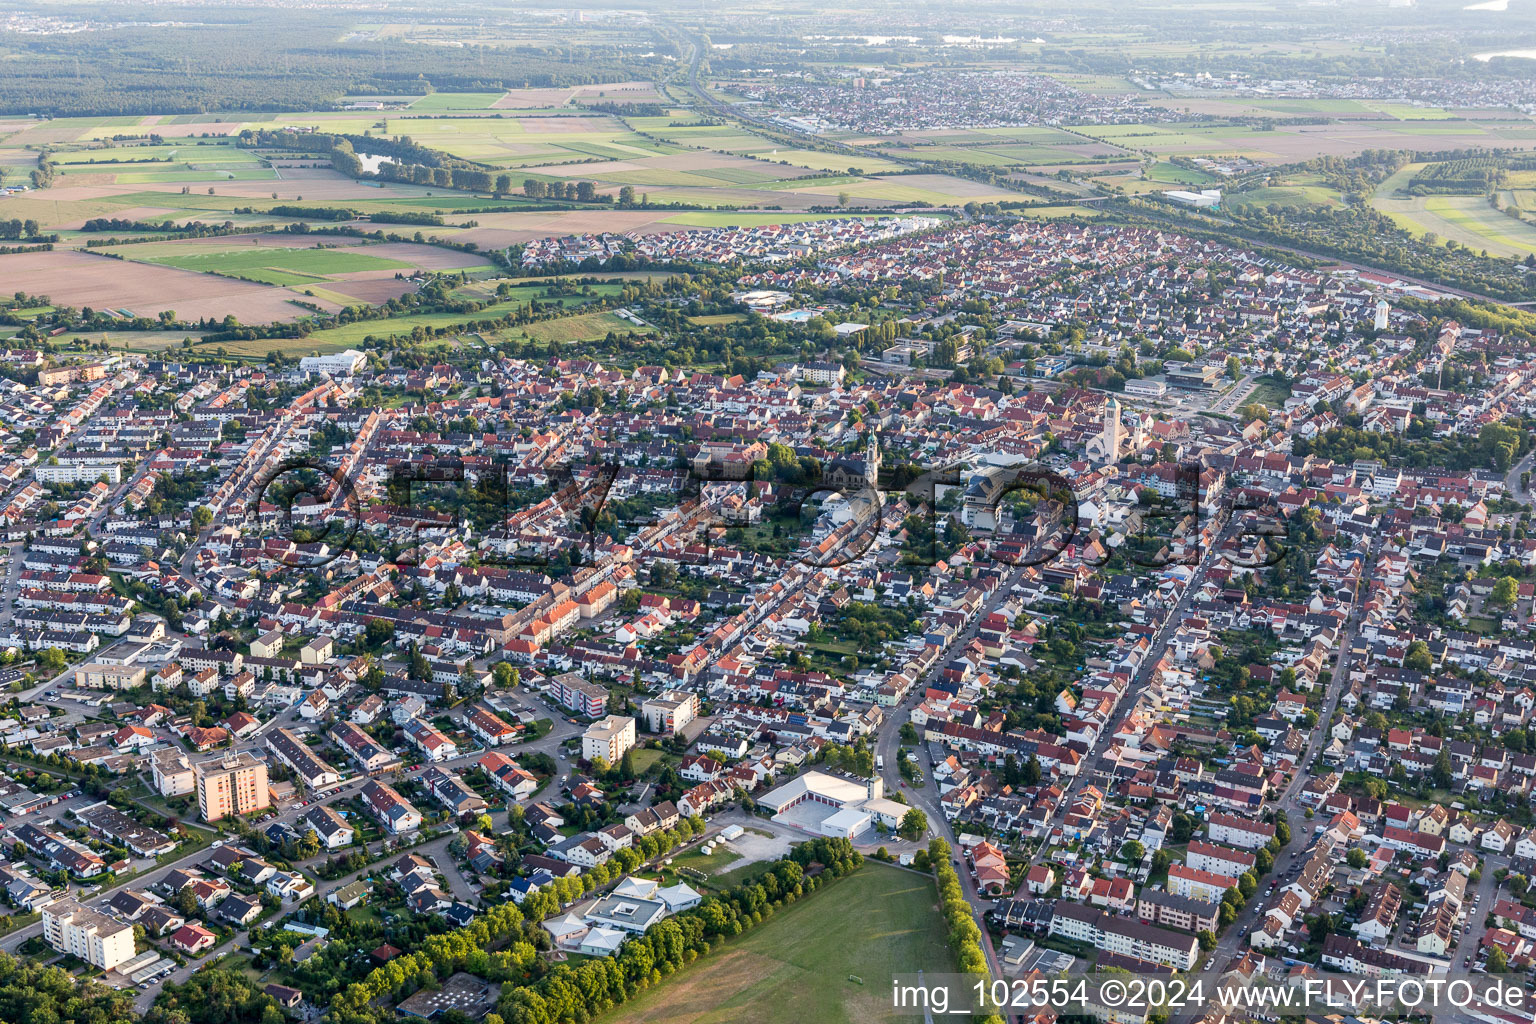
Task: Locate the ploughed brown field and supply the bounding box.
[0,249,339,322]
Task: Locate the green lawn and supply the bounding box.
[668,847,744,877]
[629,748,669,774]
[599,863,957,1024]
[1145,161,1217,185]
[1246,377,1294,410]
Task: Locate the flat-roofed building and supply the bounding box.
[1048,901,1199,970]
[151,748,194,798]
[549,673,608,717]
[43,899,136,970]
[582,715,636,764]
[641,690,699,735]
[73,662,146,690]
[194,751,270,822]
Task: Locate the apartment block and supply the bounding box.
[194,751,270,822]
[582,715,637,764]
[549,672,609,717]
[641,690,699,735]
[43,899,136,970]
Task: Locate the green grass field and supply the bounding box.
[1227,184,1345,210]
[516,310,654,344]
[108,244,412,286]
[300,285,619,348]
[408,92,508,111]
[1145,161,1217,185]
[384,114,682,168]
[299,299,530,346]
[1373,193,1536,258]
[667,847,744,876]
[598,864,957,1024]
[1247,376,1294,410]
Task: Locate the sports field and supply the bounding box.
[598,864,957,1024]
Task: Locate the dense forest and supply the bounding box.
[0,10,660,116]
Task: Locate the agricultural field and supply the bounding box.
[380,113,680,167]
[1374,194,1536,258]
[1073,118,1536,164]
[875,125,1129,167]
[598,864,957,1024]
[0,248,330,323]
[106,241,412,287]
[0,92,1048,234]
[103,236,492,287]
[48,141,275,184]
[1369,160,1536,257]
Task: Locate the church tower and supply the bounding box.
[1100,397,1123,461]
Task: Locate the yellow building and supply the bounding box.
[194,751,270,822]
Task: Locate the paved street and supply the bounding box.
[1191,532,1379,995]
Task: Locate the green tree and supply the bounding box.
[1022,755,1042,786]
[898,807,928,840]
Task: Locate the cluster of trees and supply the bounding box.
[930,838,1005,1024]
[146,967,284,1024]
[495,840,856,1024]
[0,951,139,1024]
[328,903,535,1024]
[1294,420,1533,473]
[0,219,42,240]
[1408,157,1507,196]
[817,740,877,778]
[519,179,601,202]
[831,601,923,648]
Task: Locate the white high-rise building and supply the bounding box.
[582,715,637,764]
[42,900,137,970]
[1374,299,1390,332]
